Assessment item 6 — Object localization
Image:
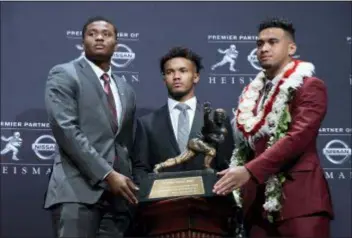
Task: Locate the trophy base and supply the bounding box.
[137,169,219,202]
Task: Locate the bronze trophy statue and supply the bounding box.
[153,102,228,173]
[137,102,230,202]
[134,102,237,238]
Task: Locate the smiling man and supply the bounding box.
[43,16,145,238]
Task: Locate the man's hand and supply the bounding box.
[105,171,139,205]
[213,166,251,195]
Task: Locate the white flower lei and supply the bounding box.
[230,60,315,223]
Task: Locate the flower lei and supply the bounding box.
[230,60,315,227]
[231,109,291,225]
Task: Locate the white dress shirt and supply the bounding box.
[84,56,122,127]
[168,96,197,140]
[84,57,123,179]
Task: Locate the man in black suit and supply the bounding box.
[131,47,234,176]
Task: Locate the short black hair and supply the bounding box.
[82,16,118,39]
[258,17,295,41]
[160,46,204,74]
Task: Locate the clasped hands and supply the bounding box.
[213,166,251,195]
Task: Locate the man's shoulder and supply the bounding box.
[290,76,327,105]
[137,105,168,124]
[49,59,79,75]
[303,76,324,83]
[301,76,326,90]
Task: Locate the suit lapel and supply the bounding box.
[253,90,264,116]
[161,105,181,154]
[76,58,117,134]
[189,102,204,140]
[111,74,127,134]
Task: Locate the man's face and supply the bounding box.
[163,57,199,99]
[256,27,296,70]
[83,21,117,60]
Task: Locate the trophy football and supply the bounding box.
[138,102,229,202]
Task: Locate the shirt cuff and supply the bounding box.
[102,169,114,180]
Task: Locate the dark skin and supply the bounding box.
[163,57,200,102]
[83,20,117,72]
[83,20,138,205]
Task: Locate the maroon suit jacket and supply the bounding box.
[242,76,334,222]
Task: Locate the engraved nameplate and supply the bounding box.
[148,176,205,199]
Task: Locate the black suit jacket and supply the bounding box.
[131,102,235,183]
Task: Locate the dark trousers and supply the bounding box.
[51,192,131,238]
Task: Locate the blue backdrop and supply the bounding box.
[1,2,351,237]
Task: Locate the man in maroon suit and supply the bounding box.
[213,17,334,237]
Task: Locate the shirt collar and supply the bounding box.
[84,56,113,80]
[168,96,197,112]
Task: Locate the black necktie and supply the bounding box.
[261,81,273,110]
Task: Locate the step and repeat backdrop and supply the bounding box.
[1,2,351,238]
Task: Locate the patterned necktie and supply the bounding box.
[101,73,118,133]
[261,81,273,110]
[175,103,191,152]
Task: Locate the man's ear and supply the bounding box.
[288,42,297,56]
[193,73,200,84]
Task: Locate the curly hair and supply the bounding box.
[160,47,204,74]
